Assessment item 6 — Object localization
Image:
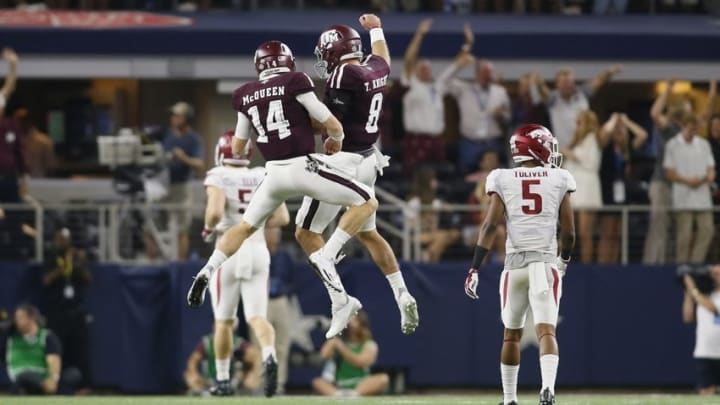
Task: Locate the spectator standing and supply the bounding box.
[561,110,603,263]
[643,80,688,264]
[401,19,473,174]
[533,64,622,148]
[0,48,23,203]
[16,108,56,178]
[447,47,511,172]
[184,328,262,395]
[682,266,720,396]
[3,304,80,395]
[597,113,648,264]
[511,73,549,130]
[664,114,716,264]
[312,311,389,397]
[162,101,204,260]
[41,227,92,391]
[264,226,294,395]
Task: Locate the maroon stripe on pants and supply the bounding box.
[301,199,321,230]
[216,266,223,306]
[317,169,371,201]
[551,268,559,305]
[502,271,509,309]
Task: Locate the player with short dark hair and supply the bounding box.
[295,13,419,335]
[464,125,576,405]
[188,40,378,355]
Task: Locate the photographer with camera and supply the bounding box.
[682,264,720,395]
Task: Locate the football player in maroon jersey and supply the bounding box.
[295,14,419,335]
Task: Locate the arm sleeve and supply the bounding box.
[45,331,62,356]
[203,169,222,188]
[485,170,500,196]
[234,112,251,140]
[296,91,332,123]
[323,89,353,121]
[564,170,577,194]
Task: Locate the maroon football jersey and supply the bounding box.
[324,55,390,152]
[232,71,316,161]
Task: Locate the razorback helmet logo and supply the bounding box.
[510,124,563,167]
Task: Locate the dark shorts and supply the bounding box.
[696,358,720,389]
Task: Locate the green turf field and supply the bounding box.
[0,395,716,405]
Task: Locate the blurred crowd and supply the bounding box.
[0,0,715,14]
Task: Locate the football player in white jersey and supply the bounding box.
[464,124,576,405]
[202,131,290,398]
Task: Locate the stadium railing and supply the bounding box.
[1,193,717,265]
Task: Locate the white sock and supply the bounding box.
[501,363,519,404]
[215,357,231,381]
[540,354,559,394]
[261,345,276,361]
[204,250,228,276]
[386,271,407,301]
[323,228,351,260]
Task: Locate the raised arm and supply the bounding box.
[1,48,18,100]
[403,19,432,79]
[531,73,552,104]
[701,79,717,124]
[589,64,622,95]
[360,14,389,67]
[599,113,621,148]
[651,80,673,129]
[620,113,649,150]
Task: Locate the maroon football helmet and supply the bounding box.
[215,130,252,167]
[254,40,296,78]
[314,24,363,79]
[509,124,562,167]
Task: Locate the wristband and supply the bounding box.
[369,28,385,43]
[471,246,489,270]
[560,250,572,262]
[328,132,345,142]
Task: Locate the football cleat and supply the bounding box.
[326,296,363,339]
[209,380,234,396]
[308,250,345,293]
[398,290,419,334]
[539,388,555,405]
[187,272,209,308]
[263,356,278,398]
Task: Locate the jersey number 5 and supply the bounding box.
[521,180,542,215]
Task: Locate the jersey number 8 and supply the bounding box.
[365,93,383,133]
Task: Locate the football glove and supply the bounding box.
[464,268,480,299]
[556,256,569,276]
[201,226,217,243]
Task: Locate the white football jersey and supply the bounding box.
[486,166,576,256]
[204,166,267,241]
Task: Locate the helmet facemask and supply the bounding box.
[548,137,563,168]
[313,46,330,79]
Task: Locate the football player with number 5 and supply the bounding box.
[295,14,420,336]
[464,125,576,405]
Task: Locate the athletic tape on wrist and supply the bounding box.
[370,28,385,43]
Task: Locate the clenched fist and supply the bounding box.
[359,14,381,30]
